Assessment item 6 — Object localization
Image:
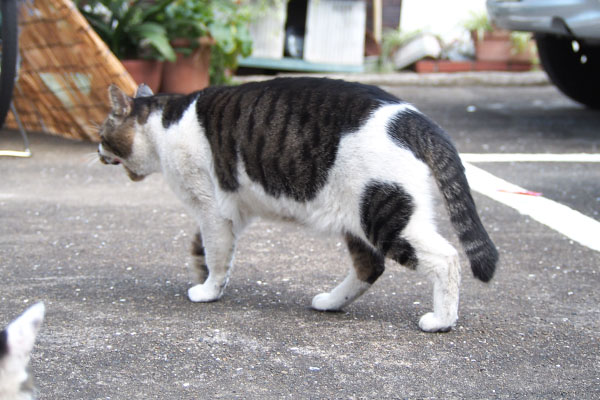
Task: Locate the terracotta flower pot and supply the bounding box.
[121,59,164,93]
[472,30,512,62]
[160,37,213,94]
[472,30,535,64]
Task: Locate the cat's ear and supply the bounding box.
[135,84,154,98]
[108,84,132,117]
[5,302,45,358]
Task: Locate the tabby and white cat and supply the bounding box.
[98,78,498,332]
[0,302,45,400]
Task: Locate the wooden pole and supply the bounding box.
[373,0,382,43]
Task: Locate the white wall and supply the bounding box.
[400,0,487,43]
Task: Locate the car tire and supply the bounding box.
[535,33,600,109]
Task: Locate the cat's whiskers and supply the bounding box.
[83,151,100,167]
[81,121,102,167]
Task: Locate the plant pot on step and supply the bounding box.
[160,37,213,94]
[471,29,535,64]
[472,29,513,62]
[121,59,164,93]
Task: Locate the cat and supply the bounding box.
[97,77,498,332]
[0,302,45,400]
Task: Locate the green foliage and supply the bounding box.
[77,0,254,83]
[377,28,423,71]
[160,0,212,55]
[510,31,534,55]
[76,0,177,61]
[462,11,493,33]
[462,11,535,58]
[463,11,493,42]
[207,1,253,84]
[380,28,422,61]
[162,0,253,83]
[462,10,495,45]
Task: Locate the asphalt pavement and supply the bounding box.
[1,73,599,399]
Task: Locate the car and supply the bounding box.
[487,0,600,109]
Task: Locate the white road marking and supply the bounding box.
[463,161,600,252]
[461,153,600,163]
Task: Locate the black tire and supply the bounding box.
[0,0,19,129]
[535,33,600,109]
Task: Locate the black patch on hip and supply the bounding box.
[359,181,417,268]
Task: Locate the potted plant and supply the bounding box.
[76,0,177,92]
[160,0,253,92]
[464,11,536,64]
[159,0,213,93]
[206,0,253,85]
[78,0,254,92]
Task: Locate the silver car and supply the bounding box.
[487,0,600,108]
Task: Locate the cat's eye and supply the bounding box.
[100,139,118,156]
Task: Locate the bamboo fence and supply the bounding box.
[4,0,137,141]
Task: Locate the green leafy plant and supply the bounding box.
[209,1,253,84]
[161,0,253,84]
[509,31,534,55]
[78,0,254,84]
[160,0,212,55]
[76,0,177,61]
[381,28,422,61]
[377,28,423,71]
[463,11,535,59]
[463,11,494,42]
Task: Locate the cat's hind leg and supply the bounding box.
[191,232,209,284]
[402,228,461,332]
[377,224,460,332]
[312,234,385,311]
[187,218,235,303]
[358,180,460,332]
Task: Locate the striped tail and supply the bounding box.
[389,108,498,281]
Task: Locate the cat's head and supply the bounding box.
[97,84,158,182]
[0,302,45,400]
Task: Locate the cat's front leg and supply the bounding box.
[187,218,236,303]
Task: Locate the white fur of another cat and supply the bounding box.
[0,302,45,400]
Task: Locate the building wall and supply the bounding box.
[367,0,487,43]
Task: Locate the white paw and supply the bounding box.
[418,312,455,333]
[311,292,342,311]
[187,283,222,303]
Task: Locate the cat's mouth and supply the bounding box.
[98,151,145,181]
[98,152,121,165]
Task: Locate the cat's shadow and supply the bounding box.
[180,281,426,331]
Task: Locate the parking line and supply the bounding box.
[463,162,600,252]
[461,153,600,163]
